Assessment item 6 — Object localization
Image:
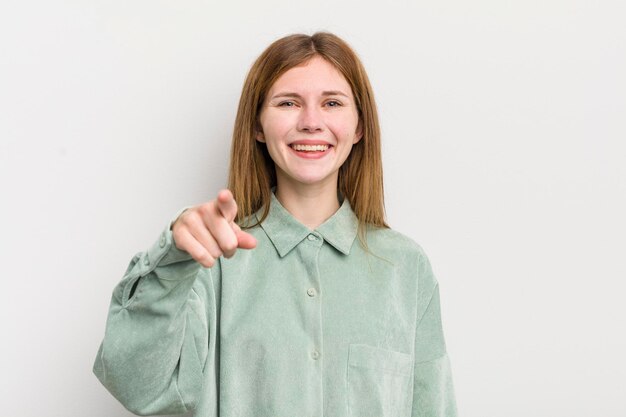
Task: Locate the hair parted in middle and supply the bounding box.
[228,31,388,240]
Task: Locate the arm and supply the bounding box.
[93,190,254,415]
[411,252,458,417]
[93,227,217,415]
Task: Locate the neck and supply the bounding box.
[274,177,340,230]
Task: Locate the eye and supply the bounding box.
[325,100,342,107]
[278,101,296,107]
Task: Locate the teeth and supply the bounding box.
[291,144,329,152]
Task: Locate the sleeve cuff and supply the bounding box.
[137,223,194,276]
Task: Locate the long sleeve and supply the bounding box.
[411,252,457,417]
[93,227,218,416]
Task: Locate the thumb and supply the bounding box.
[232,223,257,250]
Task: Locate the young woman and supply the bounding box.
[94,32,457,417]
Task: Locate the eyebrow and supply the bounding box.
[270,90,350,100]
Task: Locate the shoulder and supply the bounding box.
[365,225,429,262]
[364,226,438,289]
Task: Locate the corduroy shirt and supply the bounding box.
[93,192,457,416]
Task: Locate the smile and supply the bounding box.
[288,142,333,159]
[289,144,330,152]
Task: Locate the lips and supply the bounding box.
[288,140,333,159]
[289,140,332,150]
[290,143,330,152]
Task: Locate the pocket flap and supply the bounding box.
[348,344,413,377]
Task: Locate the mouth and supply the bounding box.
[289,143,331,152]
[289,139,333,159]
[288,142,333,159]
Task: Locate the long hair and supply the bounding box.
[228,32,388,243]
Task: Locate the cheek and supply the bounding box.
[261,111,295,137]
[332,117,360,143]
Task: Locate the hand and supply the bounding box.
[171,189,257,267]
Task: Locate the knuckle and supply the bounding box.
[221,237,238,252]
[197,203,213,218]
[199,255,216,268]
[172,231,187,250]
[198,202,210,213]
[190,247,209,261]
[190,249,205,261]
[208,247,222,259]
[198,257,214,268]
[180,212,195,227]
[172,219,185,233]
[223,247,237,258]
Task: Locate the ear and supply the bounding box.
[353,119,364,144]
[255,121,265,143]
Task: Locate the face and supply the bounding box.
[256,56,363,191]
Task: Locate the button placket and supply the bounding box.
[296,232,324,416]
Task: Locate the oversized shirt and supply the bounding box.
[93,193,457,416]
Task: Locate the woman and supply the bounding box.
[94,32,457,417]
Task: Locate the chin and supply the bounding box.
[287,172,334,186]
[277,165,337,187]
[294,176,328,185]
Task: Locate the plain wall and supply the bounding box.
[1,1,625,416]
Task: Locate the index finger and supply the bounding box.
[216,189,238,223]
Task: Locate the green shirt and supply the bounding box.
[93,192,457,416]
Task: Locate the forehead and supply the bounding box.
[268,56,352,96]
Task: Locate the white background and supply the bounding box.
[1,1,625,416]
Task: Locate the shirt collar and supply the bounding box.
[257,191,359,257]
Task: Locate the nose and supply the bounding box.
[296,106,323,133]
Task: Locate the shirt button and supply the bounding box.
[143,256,150,266]
[307,288,317,297]
[159,234,167,248]
[307,234,318,241]
[311,350,321,360]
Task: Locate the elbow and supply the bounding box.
[92,346,193,416]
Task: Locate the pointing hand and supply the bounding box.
[171,189,257,268]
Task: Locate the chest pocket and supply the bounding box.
[347,344,413,417]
